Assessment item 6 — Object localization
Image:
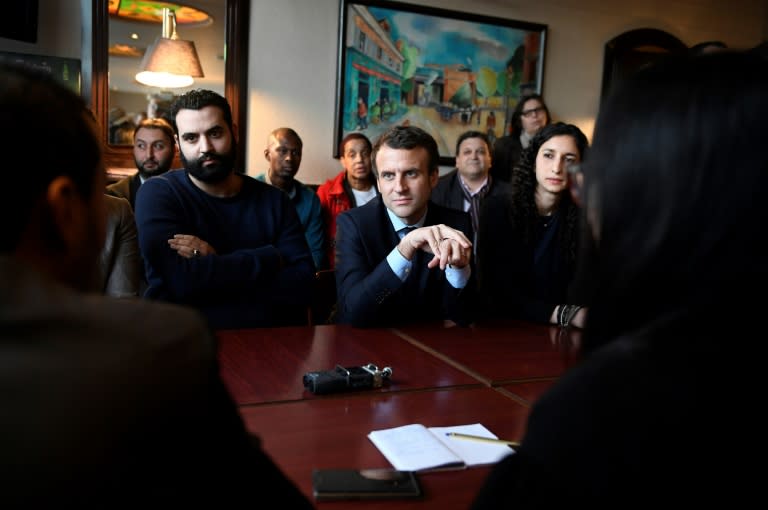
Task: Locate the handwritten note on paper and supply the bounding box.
[367,423,513,472]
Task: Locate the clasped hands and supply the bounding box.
[397,224,472,270]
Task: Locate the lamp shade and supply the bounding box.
[135,8,205,89]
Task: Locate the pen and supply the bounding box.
[445,432,520,447]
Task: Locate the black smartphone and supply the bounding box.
[312,468,422,501]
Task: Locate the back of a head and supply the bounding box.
[0,64,101,252]
[584,51,768,336]
[688,40,727,55]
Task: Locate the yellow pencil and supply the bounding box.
[445,432,520,448]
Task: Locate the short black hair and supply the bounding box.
[455,130,490,156]
[167,88,234,136]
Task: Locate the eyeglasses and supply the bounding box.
[521,106,545,118]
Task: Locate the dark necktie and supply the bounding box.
[398,226,416,239]
[460,177,491,241]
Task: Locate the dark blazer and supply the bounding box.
[430,168,513,218]
[431,170,513,299]
[0,256,313,508]
[106,172,142,210]
[490,135,523,183]
[334,195,476,327]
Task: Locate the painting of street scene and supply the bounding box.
[336,0,547,164]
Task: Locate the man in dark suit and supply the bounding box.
[335,125,476,328]
[0,63,313,508]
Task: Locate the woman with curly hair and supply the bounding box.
[477,121,588,327]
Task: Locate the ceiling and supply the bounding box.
[107,0,227,95]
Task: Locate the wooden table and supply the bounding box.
[496,380,558,406]
[240,386,529,509]
[218,321,580,508]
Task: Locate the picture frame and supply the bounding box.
[334,0,547,166]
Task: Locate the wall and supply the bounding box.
[2,0,766,184]
[0,0,81,58]
[246,0,768,184]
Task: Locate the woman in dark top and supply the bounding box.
[478,122,588,326]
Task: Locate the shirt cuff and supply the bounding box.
[446,263,471,289]
[387,247,412,281]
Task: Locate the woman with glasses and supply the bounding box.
[477,122,588,328]
[491,93,551,182]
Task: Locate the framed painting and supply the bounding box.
[334,0,547,165]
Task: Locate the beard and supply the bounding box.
[135,157,172,180]
[181,144,236,183]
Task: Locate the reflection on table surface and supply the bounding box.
[391,319,583,384]
[217,325,482,406]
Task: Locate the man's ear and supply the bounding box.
[264,148,270,162]
[46,176,85,249]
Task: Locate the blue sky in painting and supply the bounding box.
[368,6,527,71]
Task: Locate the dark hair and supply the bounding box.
[511,93,551,136]
[580,50,768,349]
[371,125,439,177]
[455,130,490,156]
[339,132,372,156]
[133,117,175,144]
[509,122,589,265]
[167,89,234,136]
[0,63,102,252]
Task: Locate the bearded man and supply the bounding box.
[135,89,314,329]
